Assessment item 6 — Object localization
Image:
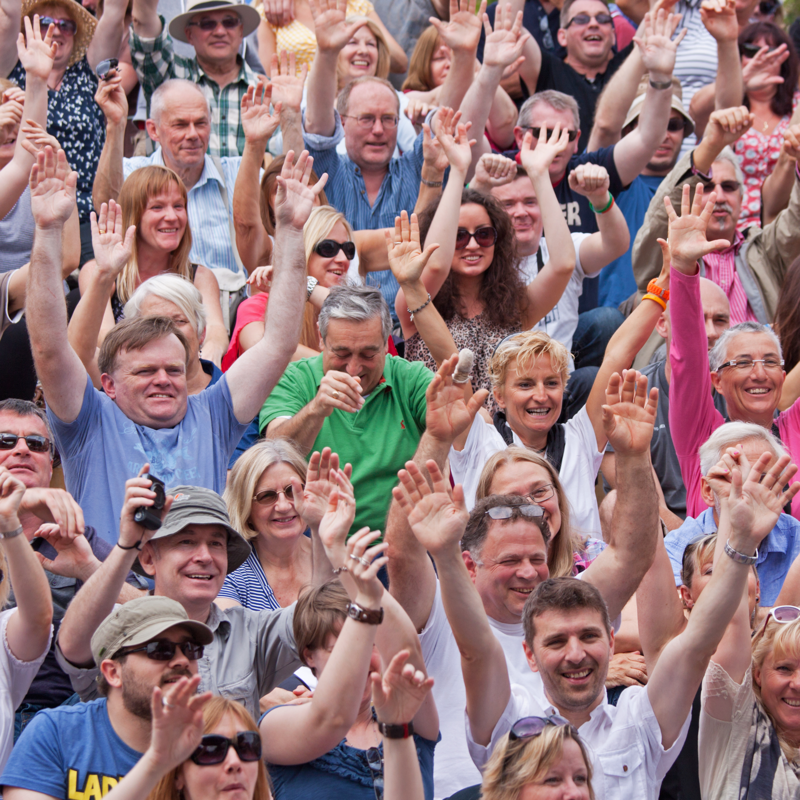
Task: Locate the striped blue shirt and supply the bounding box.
[218,548,280,611]
[123,149,241,273]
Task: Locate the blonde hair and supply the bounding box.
[224,439,308,542]
[476,448,577,579]
[147,697,271,800]
[402,26,442,92]
[116,166,193,305]
[490,330,571,395]
[481,724,595,800]
[336,17,391,90]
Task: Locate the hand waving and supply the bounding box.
[91,199,136,279]
[385,211,439,286]
[19,119,61,158]
[782,123,800,162]
[241,80,281,145]
[309,0,365,53]
[30,147,78,229]
[296,447,353,530]
[601,370,658,457]
[519,125,570,179]
[433,107,474,173]
[269,50,307,113]
[372,650,434,725]
[17,15,56,83]
[274,149,328,230]
[421,121,449,174]
[482,2,530,71]
[742,42,789,93]
[703,106,754,152]
[472,153,517,192]
[429,0,487,55]
[568,163,611,206]
[0,91,23,146]
[633,9,685,79]
[699,0,738,42]
[346,528,387,610]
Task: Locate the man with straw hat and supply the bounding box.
[129,0,262,157]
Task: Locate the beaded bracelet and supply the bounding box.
[408,293,432,320]
[589,194,614,215]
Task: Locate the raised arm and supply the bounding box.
[92,73,129,210]
[761,119,800,226]
[87,0,127,69]
[130,0,162,41]
[702,0,744,114]
[225,150,327,423]
[414,122,447,216]
[0,0,21,78]
[271,50,307,158]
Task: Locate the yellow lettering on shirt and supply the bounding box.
[67,770,123,800]
[83,774,101,800]
[101,777,119,794]
[67,770,84,800]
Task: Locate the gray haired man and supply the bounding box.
[260,284,434,536]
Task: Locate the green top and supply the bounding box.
[259,355,433,537]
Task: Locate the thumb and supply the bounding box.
[35,552,56,572]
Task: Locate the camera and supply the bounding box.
[95,58,118,81]
[134,474,166,530]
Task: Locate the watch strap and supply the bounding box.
[646,279,670,302]
[377,721,414,739]
[724,540,758,566]
[347,602,384,625]
[0,526,23,540]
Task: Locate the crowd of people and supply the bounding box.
[5,0,800,796]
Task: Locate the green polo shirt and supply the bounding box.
[259,355,433,536]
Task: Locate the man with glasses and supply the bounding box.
[1,595,213,800]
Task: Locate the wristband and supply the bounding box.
[377,721,414,739]
[588,194,614,214]
[408,293,432,321]
[724,539,758,566]
[649,77,672,90]
[0,526,24,540]
[306,276,319,301]
[420,177,443,188]
[646,279,670,302]
[347,603,384,624]
[643,292,667,311]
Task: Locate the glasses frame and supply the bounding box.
[315,239,356,260]
[0,433,54,455]
[252,483,304,506]
[364,746,384,800]
[37,15,78,34]
[186,15,242,31]
[715,357,785,373]
[341,113,400,130]
[563,12,614,28]
[524,484,556,504]
[190,731,263,765]
[759,604,800,637]
[521,125,579,143]
[115,639,205,662]
[454,226,498,250]
[485,504,545,520]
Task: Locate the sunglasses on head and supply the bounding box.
[187,15,241,31]
[485,504,545,520]
[564,12,614,27]
[37,15,77,34]
[253,484,304,506]
[0,433,53,454]
[315,239,356,260]
[522,126,579,143]
[759,605,800,636]
[116,639,204,661]
[455,226,498,249]
[502,715,578,772]
[190,732,262,765]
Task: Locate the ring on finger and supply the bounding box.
[359,557,371,567]
[162,698,175,708]
[332,389,340,399]
[349,553,362,563]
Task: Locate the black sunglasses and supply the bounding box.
[116,639,204,661]
[666,118,688,133]
[0,433,53,454]
[315,239,356,260]
[564,12,613,27]
[38,15,78,34]
[711,180,741,193]
[522,126,579,143]
[190,732,262,765]
[739,41,775,57]
[187,16,241,31]
[455,226,498,249]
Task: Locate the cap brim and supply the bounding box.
[623,95,695,135]
[117,618,214,649]
[168,3,260,43]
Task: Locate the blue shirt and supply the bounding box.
[218,548,281,611]
[664,507,800,605]
[123,150,242,273]
[1,698,141,799]
[599,174,664,308]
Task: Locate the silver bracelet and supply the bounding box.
[420,177,443,188]
[306,276,319,301]
[0,526,24,540]
[724,539,758,566]
[332,565,348,575]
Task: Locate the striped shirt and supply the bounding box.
[129,15,260,157]
[123,149,242,272]
[218,548,281,611]
[703,231,758,325]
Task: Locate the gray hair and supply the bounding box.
[318,284,392,342]
[713,146,745,193]
[150,79,210,124]
[123,274,207,337]
[708,321,782,372]
[0,398,53,445]
[518,91,580,131]
[699,421,786,478]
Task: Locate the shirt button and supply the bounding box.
[623,765,628,772]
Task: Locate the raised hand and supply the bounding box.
[91,199,136,278]
[308,0,365,53]
[425,353,489,445]
[471,153,517,192]
[17,15,56,82]
[241,80,281,144]
[269,50,307,113]
[262,0,295,27]
[393,459,469,557]
[429,0,487,55]
[742,42,788,93]
[519,125,570,179]
[117,465,174,551]
[433,107,474,174]
[568,163,611,206]
[385,211,439,286]
[298,447,354,530]
[346,528,387,609]
[94,72,128,126]
[406,95,437,128]
[274,149,328,230]
[0,467,26,526]
[30,147,78,229]
[699,0,738,42]
[633,9,685,78]
[19,119,61,157]
[371,649,434,725]
[314,470,357,568]
[481,2,529,71]
[703,106,754,152]
[33,524,99,581]
[601,370,658,457]
[421,121,449,174]
[0,94,24,147]
[783,123,800,162]
[704,444,748,504]
[664,183,731,273]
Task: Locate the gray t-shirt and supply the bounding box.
[47,374,248,544]
[0,186,34,274]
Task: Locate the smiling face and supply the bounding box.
[138,184,188,255]
[321,315,388,395]
[184,9,244,67]
[452,203,496,279]
[706,160,743,244]
[517,738,592,800]
[249,462,306,544]
[34,5,75,71]
[515,103,579,182]
[526,606,613,714]
[307,222,353,288]
[429,41,451,87]
[558,0,615,68]
[151,90,211,174]
[755,647,800,735]
[488,462,563,538]
[491,176,543,258]
[0,411,53,489]
[644,110,686,175]
[176,712,261,800]
[338,25,379,82]
[138,295,203,365]
[342,82,399,173]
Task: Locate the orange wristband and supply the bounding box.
[643,292,667,311]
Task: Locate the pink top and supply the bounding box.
[222,292,269,372]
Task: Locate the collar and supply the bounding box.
[195,54,253,87]
[204,601,232,639]
[542,688,612,728]
[714,229,746,257]
[148,148,217,190]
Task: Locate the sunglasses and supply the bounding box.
[37,15,78,34]
[315,239,356,260]
[666,118,688,133]
[522,126,579,143]
[711,180,742,194]
[502,715,577,772]
[455,226,498,249]
[253,484,304,506]
[190,732,262,765]
[116,639,205,661]
[759,605,800,636]
[564,12,613,27]
[187,15,241,31]
[0,433,53,454]
[739,41,775,57]
[364,746,384,800]
[485,504,545,520]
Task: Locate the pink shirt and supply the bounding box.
[702,232,758,325]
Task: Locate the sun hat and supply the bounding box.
[168,0,260,44]
[623,76,695,136]
[21,0,97,67]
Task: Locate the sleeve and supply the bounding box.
[128,15,182,99]
[302,109,345,152]
[0,610,51,709]
[757,171,800,288]
[351,0,374,13]
[222,292,269,372]
[572,232,590,277]
[218,572,246,604]
[0,272,23,339]
[0,711,67,797]
[777,401,800,520]
[46,374,102,463]
[258,362,314,434]
[465,687,525,769]
[668,270,725,518]
[664,523,698,586]
[54,642,101,702]
[254,604,302,695]
[200,376,250,456]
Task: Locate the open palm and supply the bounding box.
[386,211,438,285]
[91,200,136,277]
[431,0,486,53]
[665,183,730,271]
[602,371,658,457]
[30,147,77,229]
[17,15,56,81]
[309,0,364,52]
[274,150,328,229]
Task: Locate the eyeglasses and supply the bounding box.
[315,239,356,260]
[759,605,800,637]
[364,747,384,800]
[253,484,304,506]
[739,41,776,57]
[525,484,556,504]
[0,433,53,454]
[563,12,613,27]
[521,126,579,143]
[711,180,742,194]
[715,357,784,372]
[186,15,241,31]
[502,715,577,773]
[116,639,205,661]
[485,504,545,520]
[190,732,262,765]
[455,226,498,249]
[37,15,78,34]
[666,118,688,133]
[341,114,399,129]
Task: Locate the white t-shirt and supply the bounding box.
[420,583,546,799]
[0,608,51,773]
[467,681,689,800]
[449,405,604,540]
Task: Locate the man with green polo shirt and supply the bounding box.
[260,285,432,536]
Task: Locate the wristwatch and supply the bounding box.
[646,279,670,302]
[377,721,414,739]
[306,276,319,300]
[0,526,23,540]
[724,540,758,566]
[347,602,384,625]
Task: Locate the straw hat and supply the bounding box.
[21,0,97,67]
[169,0,260,43]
